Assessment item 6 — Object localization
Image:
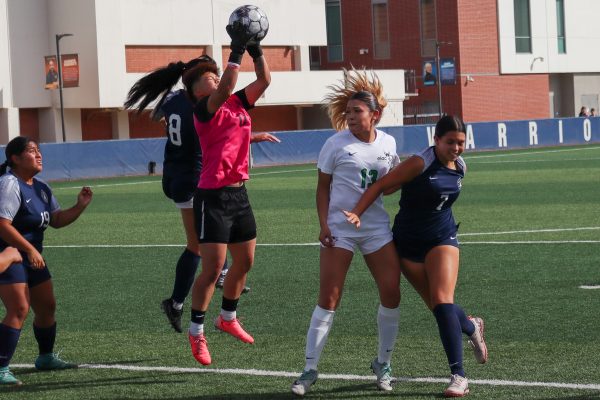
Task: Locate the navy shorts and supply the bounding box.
[0,259,52,287]
[162,172,197,204]
[194,185,257,244]
[393,233,459,263]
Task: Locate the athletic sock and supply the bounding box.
[0,324,21,368]
[220,297,239,321]
[171,248,200,304]
[33,322,56,355]
[377,304,400,364]
[189,309,205,336]
[304,305,335,371]
[453,304,475,336]
[433,303,465,377]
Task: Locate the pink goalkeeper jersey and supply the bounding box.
[193,91,252,189]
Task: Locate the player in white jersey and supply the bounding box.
[291,69,402,396]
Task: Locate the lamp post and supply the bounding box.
[56,33,73,143]
[435,40,451,117]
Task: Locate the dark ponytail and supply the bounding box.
[435,115,466,138]
[2,136,34,175]
[124,55,219,115]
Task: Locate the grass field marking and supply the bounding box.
[464,145,600,160]
[459,227,600,236]
[468,157,600,165]
[579,285,600,289]
[55,180,161,190]
[252,168,316,176]
[10,363,600,391]
[44,240,600,249]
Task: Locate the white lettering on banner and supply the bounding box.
[558,120,563,143]
[466,125,475,149]
[498,123,507,147]
[426,126,435,146]
[583,119,591,142]
[529,122,538,145]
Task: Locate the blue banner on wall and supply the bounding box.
[1,117,598,181]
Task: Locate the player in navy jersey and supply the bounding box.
[344,116,488,398]
[126,59,278,334]
[0,137,93,386]
[291,69,402,396]
[124,22,278,365]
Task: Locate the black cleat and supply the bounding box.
[161,298,183,333]
[215,272,251,294]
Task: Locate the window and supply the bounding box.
[326,0,343,62]
[556,0,566,53]
[309,46,321,70]
[514,0,532,53]
[420,0,437,57]
[372,0,390,59]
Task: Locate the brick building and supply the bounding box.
[312,0,600,123]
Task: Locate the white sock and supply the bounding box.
[172,300,183,310]
[377,304,400,364]
[189,322,204,336]
[304,305,335,371]
[220,309,236,321]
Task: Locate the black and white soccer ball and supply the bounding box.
[228,5,269,42]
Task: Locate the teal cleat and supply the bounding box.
[371,358,393,391]
[34,353,78,371]
[0,366,22,386]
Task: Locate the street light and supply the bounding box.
[435,40,451,117]
[56,33,73,143]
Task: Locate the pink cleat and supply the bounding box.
[188,332,211,365]
[214,315,254,344]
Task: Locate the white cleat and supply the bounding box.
[291,369,318,396]
[371,358,393,391]
[444,374,469,397]
[468,316,488,364]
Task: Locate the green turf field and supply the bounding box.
[2,144,600,399]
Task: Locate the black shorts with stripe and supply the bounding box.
[193,185,257,244]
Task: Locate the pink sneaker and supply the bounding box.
[214,315,254,344]
[468,316,488,364]
[188,332,211,365]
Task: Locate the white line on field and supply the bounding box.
[467,157,600,164]
[459,227,600,236]
[463,146,600,159]
[10,363,600,391]
[579,285,600,289]
[44,240,600,248]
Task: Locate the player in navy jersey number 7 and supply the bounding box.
[344,116,488,398]
[0,137,93,386]
[125,57,278,334]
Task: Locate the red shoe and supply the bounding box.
[188,332,211,365]
[214,315,254,344]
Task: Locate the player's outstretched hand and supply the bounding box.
[343,210,361,229]
[252,132,280,143]
[77,186,93,209]
[226,21,254,54]
[27,248,46,269]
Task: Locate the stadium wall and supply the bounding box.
[2,117,598,181]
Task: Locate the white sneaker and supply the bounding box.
[444,374,469,397]
[291,369,318,396]
[370,358,393,391]
[468,316,488,364]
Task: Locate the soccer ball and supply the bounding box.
[228,5,269,42]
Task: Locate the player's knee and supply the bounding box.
[8,302,30,323]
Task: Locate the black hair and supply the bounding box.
[0,136,36,175]
[435,115,466,138]
[350,90,380,113]
[124,55,219,116]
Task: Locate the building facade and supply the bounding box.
[0,0,407,144]
[312,0,600,123]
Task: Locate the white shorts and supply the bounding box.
[325,232,393,255]
[175,198,194,209]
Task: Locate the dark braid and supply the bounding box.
[1,136,35,175]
